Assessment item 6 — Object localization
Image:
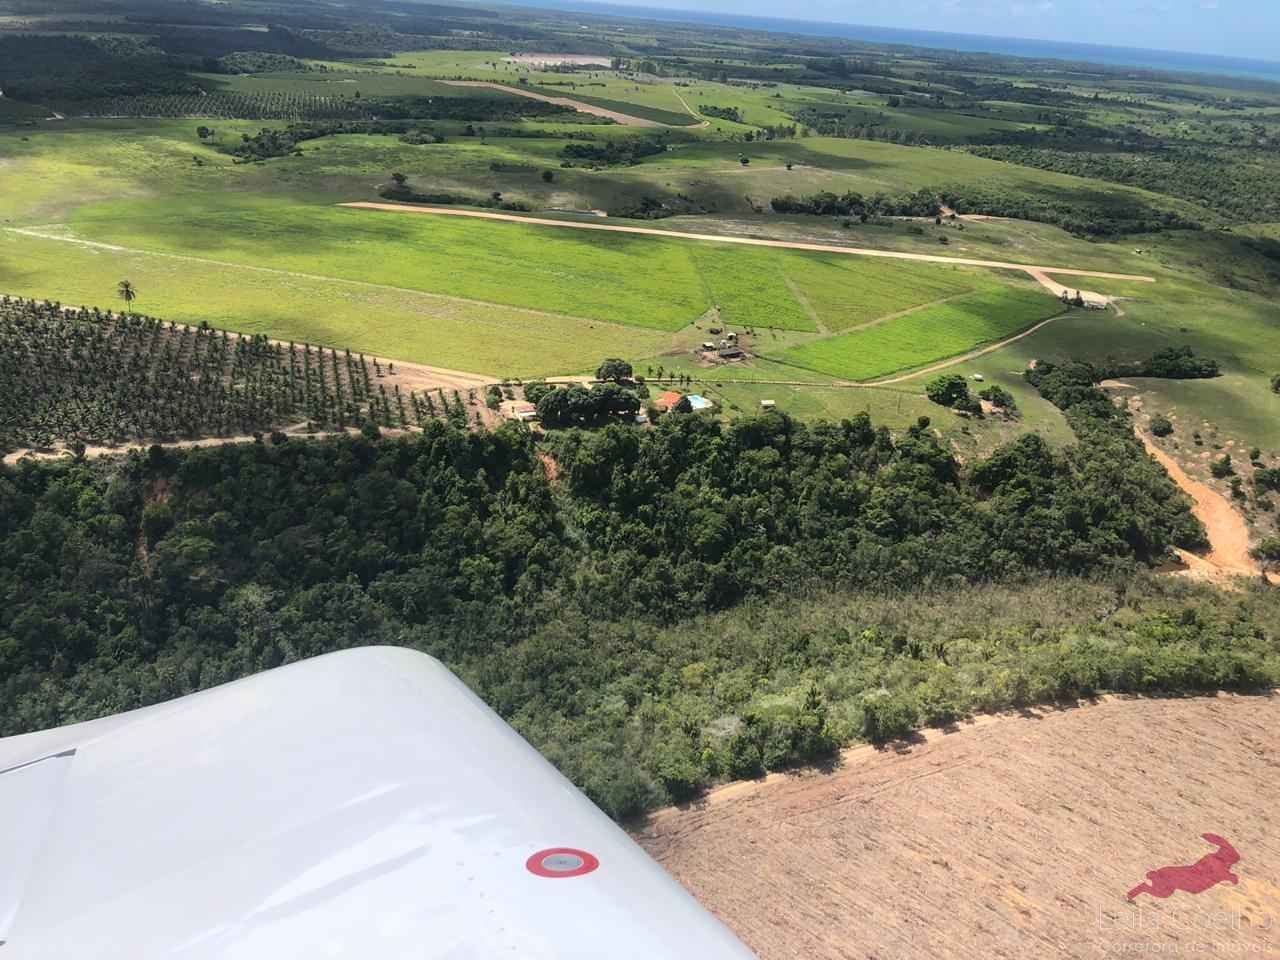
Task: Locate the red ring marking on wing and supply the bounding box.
[526,847,600,878]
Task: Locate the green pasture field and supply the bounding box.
[59,197,712,330]
[772,287,1063,382]
[49,193,1053,344]
[0,230,675,378]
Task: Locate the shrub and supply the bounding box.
[1150,413,1174,437]
[860,689,916,742]
[978,385,1017,411]
[1210,454,1234,479]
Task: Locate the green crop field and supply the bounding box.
[782,255,983,332]
[687,244,814,332]
[772,287,1063,382]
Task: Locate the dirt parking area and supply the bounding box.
[632,693,1280,959]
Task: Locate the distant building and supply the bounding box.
[760,399,776,409]
[658,390,682,411]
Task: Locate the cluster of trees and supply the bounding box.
[925,374,979,413]
[699,104,742,122]
[939,182,1201,238]
[966,143,1280,226]
[212,52,310,75]
[792,109,937,146]
[771,189,941,219]
[523,381,639,427]
[378,183,530,212]
[923,375,1016,416]
[605,196,685,220]
[0,405,1248,814]
[559,137,668,167]
[1098,346,1220,381]
[1023,358,1207,557]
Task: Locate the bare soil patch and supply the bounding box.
[633,693,1280,960]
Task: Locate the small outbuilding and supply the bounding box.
[501,400,537,422]
[760,399,776,410]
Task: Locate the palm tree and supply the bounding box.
[116,280,137,310]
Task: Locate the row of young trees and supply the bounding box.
[0,298,455,452]
[65,92,380,121]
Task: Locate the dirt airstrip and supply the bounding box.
[633,693,1280,959]
[438,80,670,127]
[337,203,1157,295]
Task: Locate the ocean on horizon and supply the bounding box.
[498,0,1280,84]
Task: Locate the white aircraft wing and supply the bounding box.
[0,646,756,959]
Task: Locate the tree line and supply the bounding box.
[771,189,941,219]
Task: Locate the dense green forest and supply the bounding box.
[3,407,1266,816]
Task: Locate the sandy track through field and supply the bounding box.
[633,692,1280,959]
[1135,426,1262,580]
[438,80,670,127]
[338,203,1157,289]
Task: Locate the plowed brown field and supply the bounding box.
[633,694,1280,959]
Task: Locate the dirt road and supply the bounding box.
[1136,427,1263,581]
[633,692,1280,959]
[438,80,670,127]
[338,203,1157,290]
[868,311,1070,385]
